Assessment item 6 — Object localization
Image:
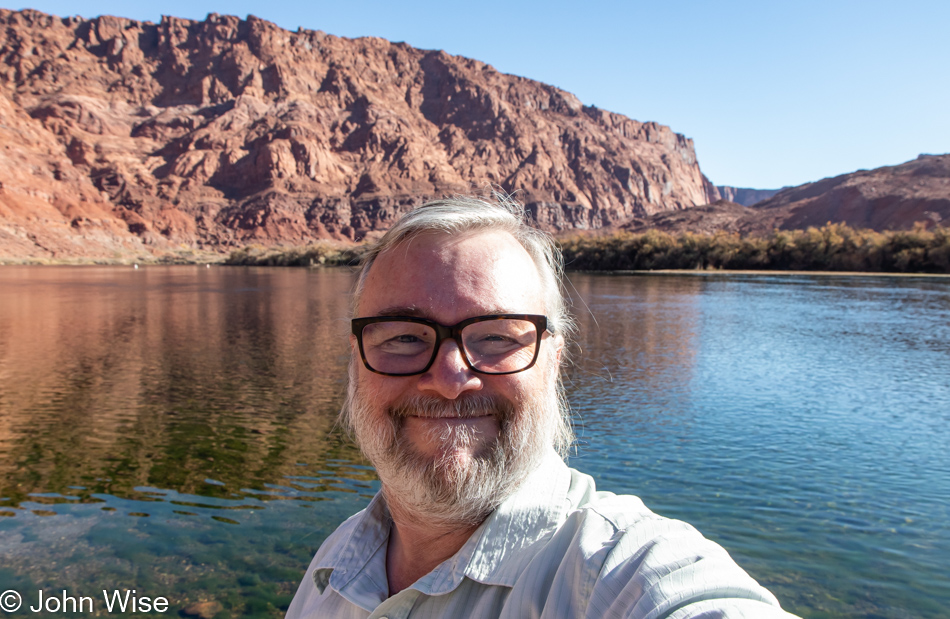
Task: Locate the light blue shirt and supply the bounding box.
[286,451,799,618]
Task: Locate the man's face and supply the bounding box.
[346,229,563,524]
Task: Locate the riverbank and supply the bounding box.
[224,243,363,267]
[559,223,950,274]
[222,223,950,275]
[0,248,228,266]
[4,224,948,274]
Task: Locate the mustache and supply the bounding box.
[388,394,515,422]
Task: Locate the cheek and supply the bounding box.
[357,369,413,414]
[492,374,536,408]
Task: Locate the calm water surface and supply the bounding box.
[1,266,948,618]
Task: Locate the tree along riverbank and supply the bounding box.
[224,224,950,274]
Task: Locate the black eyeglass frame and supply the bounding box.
[351,314,550,377]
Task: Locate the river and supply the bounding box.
[1,266,948,618]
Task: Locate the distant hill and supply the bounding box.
[747,154,950,232]
[0,9,717,261]
[622,155,950,235]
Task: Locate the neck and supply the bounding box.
[384,494,486,596]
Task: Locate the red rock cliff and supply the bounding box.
[0,9,717,260]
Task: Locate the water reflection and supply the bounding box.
[566,274,702,458]
[0,267,363,509]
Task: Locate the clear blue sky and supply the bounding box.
[9,0,950,189]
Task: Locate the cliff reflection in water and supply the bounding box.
[567,274,701,441]
[0,266,363,508]
[0,270,707,507]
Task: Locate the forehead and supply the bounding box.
[358,230,546,322]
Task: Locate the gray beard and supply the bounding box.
[343,369,560,527]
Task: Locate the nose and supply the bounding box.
[417,339,483,399]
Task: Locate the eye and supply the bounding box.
[466,332,525,356]
[393,334,423,343]
[461,319,538,358]
[377,332,429,350]
[362,323,435,358]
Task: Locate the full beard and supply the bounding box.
[343,367,561,527]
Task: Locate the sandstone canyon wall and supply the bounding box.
[0,9,718,260]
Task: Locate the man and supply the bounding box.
[287,195,799,618]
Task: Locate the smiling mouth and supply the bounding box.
[408,413,493,421]
[388,394,513,423]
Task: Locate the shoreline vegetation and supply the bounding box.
[225,243,364,267]
[3,224,949,274]
[224,223,950,275]
[558,223,950,274]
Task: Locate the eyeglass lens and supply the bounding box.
[360,318,540,375]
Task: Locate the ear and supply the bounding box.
[553,333,565,366]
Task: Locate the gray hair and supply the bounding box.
[352,193,575,342]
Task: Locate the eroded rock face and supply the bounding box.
[0,9,717,259]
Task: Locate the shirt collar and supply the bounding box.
[312,449,572,601]
[313,492,391,604]
[460,449,572,586]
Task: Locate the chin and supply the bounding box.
[380,431,514,526]
[342,370,562,525]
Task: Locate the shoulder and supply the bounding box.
[557,465,667,546]
[510,468,799,618]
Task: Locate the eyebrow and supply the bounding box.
[374,306,427,318]
[370,306,517,319]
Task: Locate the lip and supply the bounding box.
[408,414,493,421]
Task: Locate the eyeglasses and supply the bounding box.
[351,314,550,376]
